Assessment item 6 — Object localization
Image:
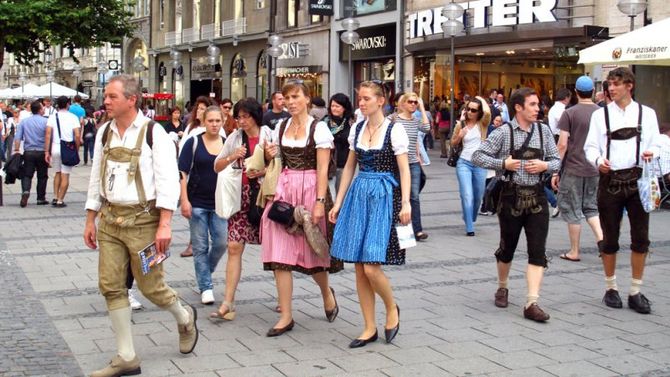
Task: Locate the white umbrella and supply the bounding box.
[35,82,89,99]
[0,83,42,99]
[578,17,670,66]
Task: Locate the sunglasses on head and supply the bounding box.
[368,79,386,96]
[286,78,305,85]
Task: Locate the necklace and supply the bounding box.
[291,122,303,138]
[367,122,382,144]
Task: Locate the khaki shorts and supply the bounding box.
[557,173,599,224]
[50,153,74,174]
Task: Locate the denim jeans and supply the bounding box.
[189,207,228,292]
[83,136,95,164]
[456,158,487,233]
[409,162,424,234]
[544,186,557,207]
[417,131,431,165]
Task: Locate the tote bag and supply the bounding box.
[215,165,242,219]
[638,160,661,213]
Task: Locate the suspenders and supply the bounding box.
[604,103,643,166]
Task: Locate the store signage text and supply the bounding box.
[277,65,322,75]
[351,35,387,51]
[308,0,333,16]
[408,0,558,39]
[278,42,309,60]
[613,45,669,61]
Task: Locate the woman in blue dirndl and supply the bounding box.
[329,81,411,348]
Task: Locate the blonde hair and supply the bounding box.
[359,81,385,100]
[398,92,418,107]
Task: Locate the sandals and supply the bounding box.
[209,301,236,321]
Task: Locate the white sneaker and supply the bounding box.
[551,207,560,218]
[128,289,143,310]
[201,289,215,305]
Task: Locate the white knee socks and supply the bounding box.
[166,300,190,325]
[109,307,136,361]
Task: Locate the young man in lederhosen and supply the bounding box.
[473,87,560,322]
[584,67,662,314]
[83,74,198,377]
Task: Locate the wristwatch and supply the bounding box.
[316,197,326,203]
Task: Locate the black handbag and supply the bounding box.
[446,144,461,167]
[267,200,295,226]
[483,177,503,213]
[56,114,80,166]
[247,179,263,227]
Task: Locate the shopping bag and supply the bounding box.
[215,165,242,219]
[637,160,661,213]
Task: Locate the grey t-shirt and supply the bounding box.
[558,102,600,177]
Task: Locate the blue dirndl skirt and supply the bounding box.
[330,171,397,263]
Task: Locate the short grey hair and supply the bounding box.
[108,74,142,109]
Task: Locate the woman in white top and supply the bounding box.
[261,81,341,337]
[450,97,491,236]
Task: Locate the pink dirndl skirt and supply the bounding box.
[261,168,339,274]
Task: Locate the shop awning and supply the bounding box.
[578,17,670,66]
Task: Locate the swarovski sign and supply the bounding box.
[351,35,387,51]
[408,0,558,39]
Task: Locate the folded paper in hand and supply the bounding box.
[138,242,170,275]
[396,223,417,249]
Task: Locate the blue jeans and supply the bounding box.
[189,207,228,292]
[544,186,557,208]
[83,136,95,164]
[456,158,487,233]
[409,162,424,234]
[418,131,431,165]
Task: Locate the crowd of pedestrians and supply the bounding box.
[2,66,668,377]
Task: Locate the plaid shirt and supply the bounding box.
[472,118,561,186]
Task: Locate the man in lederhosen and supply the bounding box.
[473,87,560,322]
[584,67,662,314]
[83,74,198,377]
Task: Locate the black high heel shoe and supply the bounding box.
[325,287,339,323]
[266,320,295,337]
[349,330,378,348]
[384,305,400,343]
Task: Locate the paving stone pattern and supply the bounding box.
[2,149,670,376]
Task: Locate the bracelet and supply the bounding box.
[316,197,326,203]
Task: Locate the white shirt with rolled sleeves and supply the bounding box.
[85,112,180,212]
[547,101,566,136]
[584,100,662,171]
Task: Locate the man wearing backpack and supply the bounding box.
[584,67,663,314]
[472,88,560,322]
[83,74,197,377]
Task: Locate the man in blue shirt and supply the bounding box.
[13,100,50,207]
[69,95,86,124]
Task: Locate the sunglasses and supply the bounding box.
[407,100,419,105]
[222,106,232,110]
[286,78,305,85]
[467,107,479,113]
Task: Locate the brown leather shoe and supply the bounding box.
[494,288,508,308]
[89,355,141,377]
[20,193,29,208]
[180,243,193,257]
[178,304,198,354]
[523,303,550,322]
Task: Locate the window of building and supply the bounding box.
[159,0,165,29]
[256,50,268,103]
[256,0,264,9]
[235,0,244,19]
[230,53,247,103]
[341,0,395,18]
[287,0,297,28]
[144,0,150,16]
[193,0,201,30]
[311,14,323,24]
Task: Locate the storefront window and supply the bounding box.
[287,0,297,28]
[231,53,247,103]
[636,66,670,132]
[341,0,396,18]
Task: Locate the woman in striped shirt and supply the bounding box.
[393,92,431,240]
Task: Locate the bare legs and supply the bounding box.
[271,270,336,329]
[353,263,397,339]
[565,216,603,259]
[526,264,544,298]
[219,241,244,313]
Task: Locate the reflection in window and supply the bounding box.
[231,53,247,103]
[256,51,268,103]
[342,0,395,18]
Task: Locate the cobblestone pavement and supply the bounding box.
[2,148,670,377]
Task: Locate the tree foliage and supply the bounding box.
[0,0,135,69]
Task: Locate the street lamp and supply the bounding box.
[132,55,145,88]
[206,42,221,95]
[46,69,55,99]
[72,64,82,92]
[266,34,284,95]
[340,18,360,102]
[18,71,27,98]
[617,0,647,31]
[442,1,464,136]
[97,60,109,106]
[170,48,182,102]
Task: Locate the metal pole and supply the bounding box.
[629,16,635,31]
[449,35,455,134]
[348,45,353,102]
